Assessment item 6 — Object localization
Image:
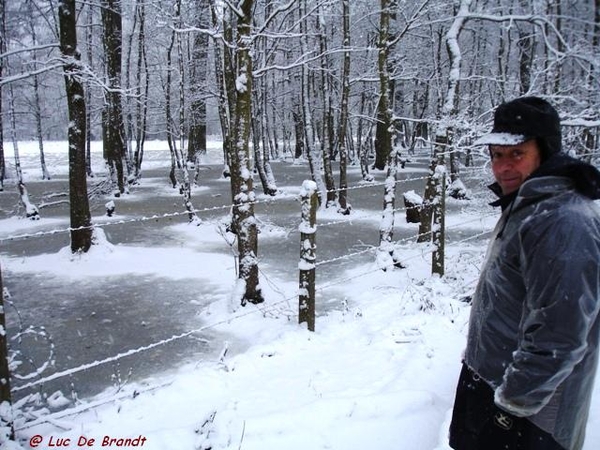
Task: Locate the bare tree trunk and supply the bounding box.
[251,16,277,197]
[357,85,375,182]
[187,0,209,168]
[0,263,15,441]
[27,0,51,180]
[260,75,277,192]
[212,3,233,178]
[517,0,535,96]
[123,0,137,176]
[432,161,446,276]
[300,0,325,204]
[553,0,564,93]
[59,0,94,253]
[337,0,351,215]
[165,6,178,187]
[167,0,200,223]
[85,2,94,178]
[496,16,507,100]
[252,97,276,196]
[133,0,148,180]
[9,84,40,219]
[101,0,126,195]
[0,0,6,191]
[377,146,403,270]
[374,0,395,171]
[220,0,263,305]
[314,4,336,208]
[292,107,304,160]
[233,0,263,305]
[421,0,470,226]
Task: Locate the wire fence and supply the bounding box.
[0,163,498,430]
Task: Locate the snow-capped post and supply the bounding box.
[403,190,423,224]
[299,180,318,332]
[0,263,15,441]
[105,200,115,217]
[431,163,446,276]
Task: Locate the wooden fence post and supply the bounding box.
[432,164,446,276]
[0,262,15,441]
[299,180,318,331]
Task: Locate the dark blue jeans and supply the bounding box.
[449,364,565,450]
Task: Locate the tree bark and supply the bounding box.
[300,0,325,204]
[59,0,94,253]
[374,0,394,171]
[0,0,6,191]
[222,0,263,305]
[378,146,403,270]
[85,2,94,178]
[27,0,51,180]
[9,83,39,219]
[187,0,210,167]
[337,0,351,215]
[212,3,233,177]
[316,3,337,207]
[101,0,126,194]
[0,263,15,441]
[133,0,148,180]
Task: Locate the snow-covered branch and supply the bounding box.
[0,43,60,60]
[0,63,63,87]
[442,0,472,118]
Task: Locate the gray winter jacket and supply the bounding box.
[464,173,600,450]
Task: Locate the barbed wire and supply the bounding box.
[5,163,501,426]
[0,174,431,243]
[10,208,496,396]
[8,183,497,393]
[15,378,175,431]
[315,211,497,268]
[5,149,596,416]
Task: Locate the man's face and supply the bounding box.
[490,139,542,195]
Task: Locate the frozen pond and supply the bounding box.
[0,150,493,404]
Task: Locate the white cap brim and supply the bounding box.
[474,132,528,146]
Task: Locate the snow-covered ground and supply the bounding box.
[1,141,599,450]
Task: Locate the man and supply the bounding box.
[449,96,600,450]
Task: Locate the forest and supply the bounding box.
[0,1,599,447]
[1,0,598,306]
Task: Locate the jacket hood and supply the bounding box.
[531,153,600,199]
[489,154,600,209]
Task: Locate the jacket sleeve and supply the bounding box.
[494,206,600,417]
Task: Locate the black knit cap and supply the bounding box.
[476,96,562,159]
